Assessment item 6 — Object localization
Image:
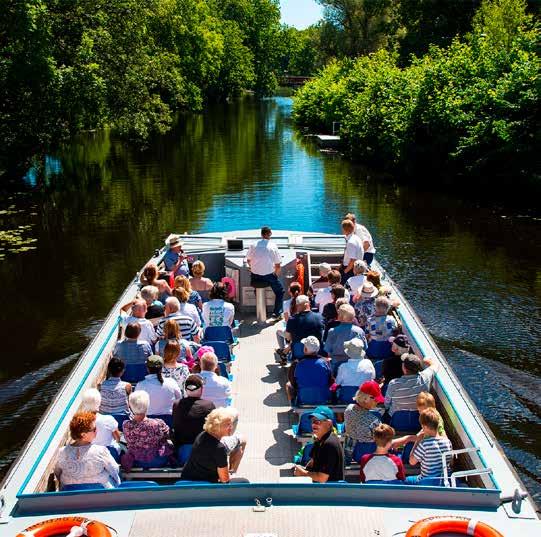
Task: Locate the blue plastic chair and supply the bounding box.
[118,481,159,488]
[111,414,130,429]
[390,411,420,431]
[401,441,415,464]
[352,441,376,462]
[293,442,314,466]
[218,361,233,381]
[365,479,404,485]
[174,480,212,485]
[291,342,305,360]
[367,340,392,359]
[177,444,193,465]
[336,385,358,404]
[205,341,233,362]
[148,414,173,428]
[61,483,105,491]
[121,363,147,384]
[203,326,236,345]
[296,386,332,406]
[373,359,383,379]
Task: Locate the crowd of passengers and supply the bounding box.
[54,219,453,490]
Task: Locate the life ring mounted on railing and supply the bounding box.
[17,516,112,537]
[405,516,504,537]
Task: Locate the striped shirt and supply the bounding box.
[156,313,199,340]
[99,377,130,415]
[384,368,435,415]
[113,339,153,365]
[412,436,453,478]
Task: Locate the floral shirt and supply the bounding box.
[121,417,173,470]
[366,314,397,341]
[354,298,375,328]
[344,404,382,442]
[163,363,190,397]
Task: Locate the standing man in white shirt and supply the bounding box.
[246,226,284,319]
[345,212,376,266]
[341,219,364,284]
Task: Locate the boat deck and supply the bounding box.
[231,319,296,482]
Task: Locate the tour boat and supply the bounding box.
[0,230,538,536]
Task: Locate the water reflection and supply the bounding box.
[0,95,539,502]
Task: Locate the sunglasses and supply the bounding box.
[311,418,323,425]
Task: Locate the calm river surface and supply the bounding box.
[0,96,540,501]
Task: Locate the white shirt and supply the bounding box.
[93,413,119,448]
[135,374,181,415]
[179,302,201,327]
[346,274,366,294]
[336,358,375,387]
[202,299,235,327]
[355,223,376,254]
[343,233,364,266]
[200,371,232,408]
[315,286,351,313]
[124,315,157,344]
[246,238,281,275]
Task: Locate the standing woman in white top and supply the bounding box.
[345,212,376,266]
[341,219,364,284]
[202,282,235,327]
[245,226,284,319]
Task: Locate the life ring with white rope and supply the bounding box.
[406,516,503,537]
[16,516,112,537]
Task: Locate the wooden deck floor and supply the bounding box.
[230,320,297,483]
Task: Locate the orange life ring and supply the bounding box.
[221,276,236,299]
[16,516,112,537]
[406,516,504,537]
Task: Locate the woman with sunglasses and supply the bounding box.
[54,411,121,490]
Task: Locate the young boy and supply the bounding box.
[366,296,397,359]
[406,408,452,485]
[359,424,405,483]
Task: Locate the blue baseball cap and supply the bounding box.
[309,406,334,422]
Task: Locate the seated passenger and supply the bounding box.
[285,295,324,345]
[189,260,213,294]
[353,282,378,329]
[172,285,202,327]
[315,270,349,313]
[311,262,332,291]
[406,408,452,485]
[321,284,346,326]
[121,391,174,471]
[140,262,172,304]
[181,407,244,483]
[322,296,350,340]
[99,357,131,416]
[382,335,411,385]
[121,298,157,346]
[343,381,383,462]
[336,339,375,388]
[163,235,189,278]
[80,388,121,460]
[156,319,194,365]
[345,259,368,295]
[276,281,302,357]
[55,412,120,489]
[200,351,232,408]
[366,296,397,359]
[141,285,164,320]
[135,355,181,416]
[293,406,344,483]
[113,322,153,365]
[202,282,235,327]
[174,275,203,311]
[360,424,405,483]
[286,336,333,402]
[366,270,382,291]
[384,354,438,418]
[172,375,216,448]
[162,340,190,396]
[156,297,200,342]
[325,305,367,372]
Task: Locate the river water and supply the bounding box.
[0,96,540,502]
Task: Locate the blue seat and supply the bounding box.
[177,444,193,465]
[203,326,236,345]
[111,414,130,428]
[401,441,415,464]
[373,359,383,379]
[205,341,233,362]
[390,411,420,431]
[121,363,147,384]
[365,479,404,485]
[218,361,233,381]
[61,483,105,491]
[352,441,376,463]
[406,476,448,486]
[336,385,358,404]
[174,480,212,485]
[367,340,392,359]
[291,342,305,360]
[118,481,159,488]
[296,386,332,406]
[148,414,173,428]
[293,442,314,466]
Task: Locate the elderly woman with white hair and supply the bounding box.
[121,391,174,471]
[80,388,121,461]
[335,339,375,388]
[180,407,245,483]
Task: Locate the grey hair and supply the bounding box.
[335,297,349,309]
[141,285,159,302]
[165,296,180,312]
[129,390,150,415]
[374,296,391,312]
[338,303,356,321]
[80,388,101,413]
[296,295,310,307]
[353,259,368,275]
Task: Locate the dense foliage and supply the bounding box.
[293,0,540,188]
[0,0,281,169]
